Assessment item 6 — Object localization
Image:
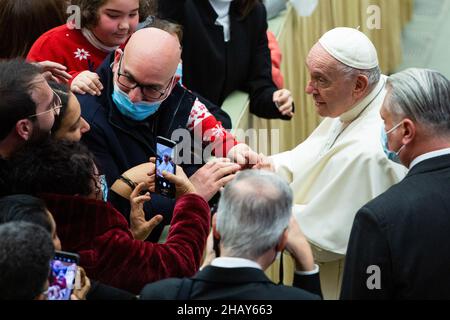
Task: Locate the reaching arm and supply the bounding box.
[247,5,294,120]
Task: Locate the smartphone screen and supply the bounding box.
[156,136,177,198]
[47,251,79,301]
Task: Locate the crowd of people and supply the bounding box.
[1,0,449,301]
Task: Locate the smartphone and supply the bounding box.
[47,251,79,301]
[155,136,177,198]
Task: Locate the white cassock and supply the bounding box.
[271,75,407,256]
[157,161,174,176]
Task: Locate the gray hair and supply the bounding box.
[337,62,381,89]
[216,170,293,260]
[385,68,450,134]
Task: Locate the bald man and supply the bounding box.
[255,28,407,299]
[79,28,251,241]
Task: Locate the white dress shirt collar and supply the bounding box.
[409,148,450,169]
[339,75,386,123]
[210,257,263,270]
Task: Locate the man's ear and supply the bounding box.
[353,74,369,98]
[275,229,289,252]
[212,214,220,240]
[112,49,123,72]
[15,119,33,141]
[401,118,416,145]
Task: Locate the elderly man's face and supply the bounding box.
[305,44,358,118]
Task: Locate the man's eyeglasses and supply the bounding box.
[117,55,174,100]
[28,89,62,118]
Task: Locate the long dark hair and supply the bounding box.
[0,0,67,59]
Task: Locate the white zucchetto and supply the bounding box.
[318,27,379,70]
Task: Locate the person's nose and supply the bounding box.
[128,87,143,103]
[305,80,318,95]
[80,117,90,134]
[118,18,129,31]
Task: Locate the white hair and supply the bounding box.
[216,170,292,260]
[337,63,381,89]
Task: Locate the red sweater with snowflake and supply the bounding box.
[27,25,109,82]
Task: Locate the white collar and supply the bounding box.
[208,0,232,42]
[210,257,262,270]
[81,28,119,53]
[339,75,386,123]
[409,148,450,169]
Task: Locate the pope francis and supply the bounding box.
[257,27,407,299]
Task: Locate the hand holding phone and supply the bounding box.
[155,136,177,198]
[47,251,79,300]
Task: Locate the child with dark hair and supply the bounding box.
[27,0,155,96]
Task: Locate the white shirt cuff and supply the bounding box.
[295,264,320,276]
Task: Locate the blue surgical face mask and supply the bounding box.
[99,174,108,202]
[112,84,162,121]
[380,122,405,164]
[176,62,183,85]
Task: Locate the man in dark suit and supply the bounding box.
[341,68,450,299]
[140,170,322,300]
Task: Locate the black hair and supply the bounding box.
[0,59,42,140]
[0,0,67,59]
[0,195,52,233]
[7,139,97,197]
[0,221,54,300]
[48,81,70,134]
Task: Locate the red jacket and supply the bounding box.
[27,25,109,82]
[41,193,210,294]
[267,31,284,89]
